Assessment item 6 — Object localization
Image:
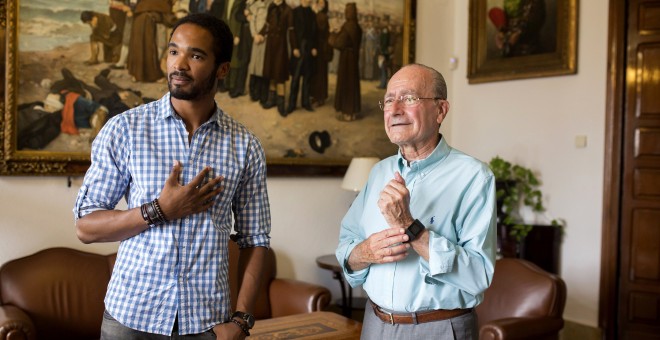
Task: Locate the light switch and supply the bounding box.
[575,135,587,148]
[449,57,459,70]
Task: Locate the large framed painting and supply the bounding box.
[467,0,577,84]
[0,0,416,176]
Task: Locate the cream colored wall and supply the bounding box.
[0,0,607,330]
[415,0,607,328]
[0,176,354,302]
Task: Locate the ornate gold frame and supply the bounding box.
[467,0,577,84]
[1,0,91,175]
[1,0,416,176]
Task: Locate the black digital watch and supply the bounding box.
[405,219,426,242]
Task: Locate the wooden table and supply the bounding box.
[250,312,362,339]
[316,254,368,318]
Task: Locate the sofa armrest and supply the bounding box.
[480,317,564,340]
[0,305,36,340]
[268,278,331,317]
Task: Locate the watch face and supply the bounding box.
[244,313,255,328]
[233,311,256,328]
[410,222,423,235]
[411,220,426,235]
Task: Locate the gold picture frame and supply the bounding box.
[0,0,416,176]
[467,0,577,84]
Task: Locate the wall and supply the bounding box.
[0,0,607,330]
[0,176,355,303]
[417,0,606,328]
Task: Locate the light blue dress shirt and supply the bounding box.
[336,137,496,312]
[73,93,271,335]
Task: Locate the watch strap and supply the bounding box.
[404,219,426,242]
[230,318,250,336]
[232,311,255,329]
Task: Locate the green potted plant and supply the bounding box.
[488,156,565,272]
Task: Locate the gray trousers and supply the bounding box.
[100,310,216,340]
[360,301,479,340]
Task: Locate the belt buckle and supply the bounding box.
[383,310,394,325]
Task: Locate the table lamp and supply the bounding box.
[325,157,379,318]
[341,157,380,192]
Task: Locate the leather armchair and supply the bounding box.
[226,240,331,319]
[476,258,567,340]
[0,245,330,339]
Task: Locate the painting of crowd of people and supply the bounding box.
[13,0,413,166]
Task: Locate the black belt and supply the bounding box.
[370,300,472,325]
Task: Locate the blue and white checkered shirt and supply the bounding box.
[74,93,271,335]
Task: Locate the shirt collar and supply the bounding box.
[397,134,451,173]
[158,92,226,128]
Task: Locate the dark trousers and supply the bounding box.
[100,310,216,340]
[288,57,313,110]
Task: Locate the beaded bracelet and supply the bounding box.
[152,198,168,222]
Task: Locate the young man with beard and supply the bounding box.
[74,13,271,340]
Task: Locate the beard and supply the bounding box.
[168,68,218,100]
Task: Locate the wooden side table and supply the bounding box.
[316,254,367,318]
[251,311,361,339]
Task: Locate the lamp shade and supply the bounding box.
[341,157,380,192]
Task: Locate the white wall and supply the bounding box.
[0,0,607,329]
[0,176,355,303]
[415,0,607,328]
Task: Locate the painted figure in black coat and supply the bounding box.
[286,0,318,114]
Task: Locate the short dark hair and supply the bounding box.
[80,11,94,23]
[170,13,233,68]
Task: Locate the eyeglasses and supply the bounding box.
[378,95,442,111]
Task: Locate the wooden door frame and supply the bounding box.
[599,0,625,339]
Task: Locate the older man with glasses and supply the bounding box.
[336,63,497,339]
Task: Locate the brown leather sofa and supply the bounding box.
[0,242,331,340]
[476,258,567,340]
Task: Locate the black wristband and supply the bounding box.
[231,319,250,336]
[140,203,152,225]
